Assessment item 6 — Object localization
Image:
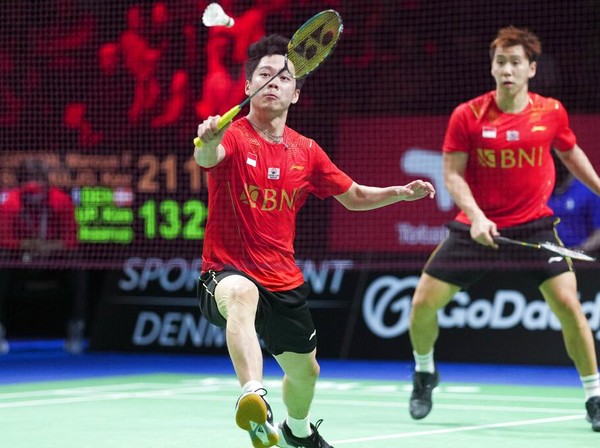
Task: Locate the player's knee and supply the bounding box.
[229,282,259,303]
[215,279,259,319]
[286,357,320,384]
[411,290,441,314]
[295,361,320,385]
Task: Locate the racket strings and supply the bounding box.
[540,242,596,261]
[288,11,342,79]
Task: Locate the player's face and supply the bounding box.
[491,45,536,96]
[246,55,300,112]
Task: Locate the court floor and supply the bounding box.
[0,343,597,447]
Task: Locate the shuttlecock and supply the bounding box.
[202,3,234,27]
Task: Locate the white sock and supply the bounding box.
[581,373,600,401]
[413,350,435,373]
[241,380,263,395]
[286,415,311,438]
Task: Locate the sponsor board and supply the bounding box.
[90,258,600,364]
[90,258,356,354]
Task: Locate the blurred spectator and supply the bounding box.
[0,160,78,251]
[63,102,103,148]
[195,0,269,119]
[549,154,600,255]
[151,69,190,128]
[28,0,97,107]
[195,25,246,119]
[0,160,86,354]
[119,4,162,125]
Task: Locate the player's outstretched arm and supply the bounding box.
[334,180,435,211]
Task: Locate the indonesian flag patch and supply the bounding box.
[246,153,257,167]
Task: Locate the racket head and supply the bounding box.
[287,10,343,79]
[539,242,597,262]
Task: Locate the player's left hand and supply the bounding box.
[398,180,436,201]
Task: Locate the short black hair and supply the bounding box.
[245,34,305,89]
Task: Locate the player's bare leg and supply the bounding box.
[539,272,596,375]
[274,350,333,447]
[408,273,460,419]
[539,272,600,431]
[215,275,278,447]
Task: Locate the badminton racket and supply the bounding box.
[194,9,343,148]
[494,236,596,262]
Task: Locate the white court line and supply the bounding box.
[0,383,232,408]
[324,388,583,404]
[331,414,585,445]
[0,378,584,412]
[161,394,581,415]
[0,382,191,400]
[0,388,582,415]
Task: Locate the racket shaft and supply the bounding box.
[494,236,540,249]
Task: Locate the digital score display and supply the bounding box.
[0,150,209,266]
[72,153,208,245]
[76,187,207,244]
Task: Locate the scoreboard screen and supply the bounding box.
[0,149,208,269]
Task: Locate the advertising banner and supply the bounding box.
[91,258,600,365]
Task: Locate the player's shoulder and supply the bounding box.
[529,92,565,113]
[222,118,256,152]
[285,127,320,151]
[453,91,495,120]
[228,118,250,135]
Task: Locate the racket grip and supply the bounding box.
[193,105,242,148]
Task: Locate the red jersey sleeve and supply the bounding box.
[309,141,353,199]
[443,103,471,153]
[552,100,576,152]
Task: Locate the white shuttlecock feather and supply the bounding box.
[202,3,234,28]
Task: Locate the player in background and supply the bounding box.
[548,153,600,256]
[195,34,435,448]
[0,159,83,354]
[407,26,600,432]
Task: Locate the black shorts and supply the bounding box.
[424,217,573,290]
[197,269,317,356]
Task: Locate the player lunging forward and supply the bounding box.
[195,34,435,448]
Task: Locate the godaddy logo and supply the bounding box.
[362,275,600,340]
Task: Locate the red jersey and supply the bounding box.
[443,91,576,228]
[0,186,78,249]
[201,118,353,291]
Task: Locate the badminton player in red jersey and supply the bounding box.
[408,26,600,432]
[195,34,434,448]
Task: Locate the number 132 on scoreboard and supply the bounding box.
[138,199,207,240]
